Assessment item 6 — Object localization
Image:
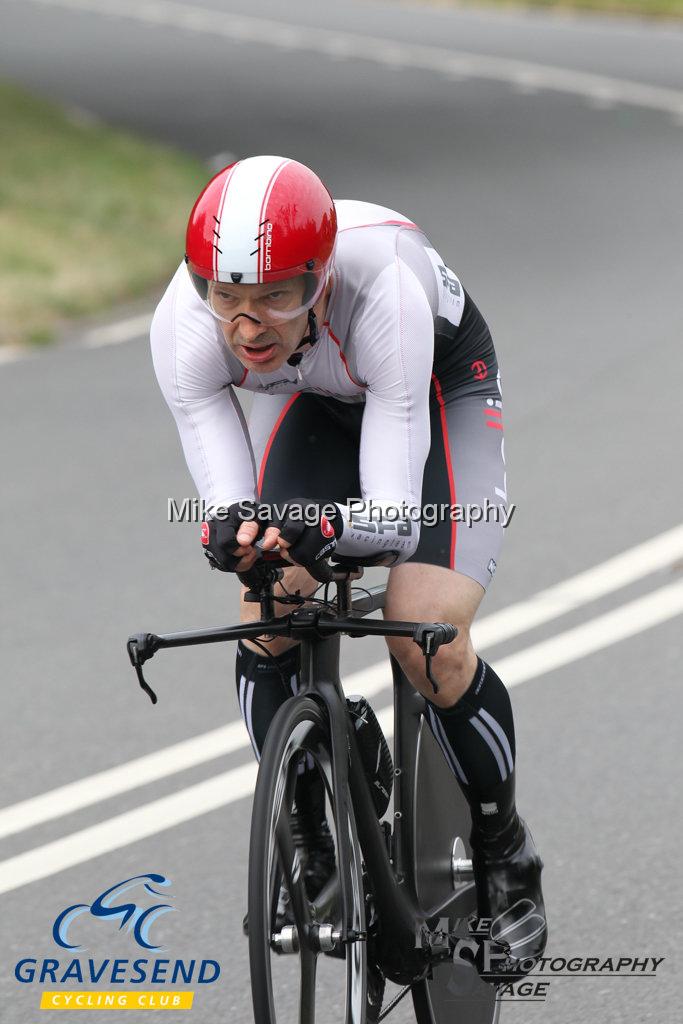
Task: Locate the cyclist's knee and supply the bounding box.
[384,564,485,704]
[387,629,478,707]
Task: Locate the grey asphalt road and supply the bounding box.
[1,1,682,1022]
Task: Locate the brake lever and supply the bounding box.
[413,623,458,696]
[127,633,160,704]
[424,647,439,695]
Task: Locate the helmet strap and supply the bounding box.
[287,309,319,367]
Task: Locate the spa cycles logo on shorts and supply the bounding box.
[14,871,221,1011]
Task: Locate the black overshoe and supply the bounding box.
[470,814,547,981]
[465,771,547,984]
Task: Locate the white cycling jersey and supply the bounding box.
[151,200,465,561]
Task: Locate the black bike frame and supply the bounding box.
[127,577,448,985]
[297,627,433,985]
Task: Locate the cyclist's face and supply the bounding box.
[216,278,308,372]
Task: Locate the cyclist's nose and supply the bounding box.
[233,313,269,341]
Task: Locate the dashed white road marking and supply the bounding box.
[0,537,681,892]
[15,0,683,119]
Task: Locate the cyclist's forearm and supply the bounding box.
[333,500,419,564]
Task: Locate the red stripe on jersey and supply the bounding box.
[257,393,301,496]
[431,373,457,570]
[324,323,366,388]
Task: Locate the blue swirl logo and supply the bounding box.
[52,874,175,951]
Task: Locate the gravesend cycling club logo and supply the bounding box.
[14,872,222,1011]
[53,873,175,951]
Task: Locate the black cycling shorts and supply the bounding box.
[248,292,509,589]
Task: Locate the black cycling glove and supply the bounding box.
[201,501,263,572]
[269,499,343,566]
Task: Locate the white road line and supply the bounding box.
[20,0,683,118]
[0,313,153,367]
[82,313,153,348]
[0,723,246,841]
[0,346,35,365]
[1,575,682,895]
[1,523,680,841]
[471,522,683,650]
[494,577,683,686]
[0,664,391,840]
[0,765,257,898]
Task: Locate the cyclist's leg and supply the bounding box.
[383,381,516,831]
[383,378,547,975]
[383,373,507,704]
[385,560,517,807]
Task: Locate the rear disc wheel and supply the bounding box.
[410,716,500,1024]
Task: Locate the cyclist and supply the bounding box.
[151,155,547,977]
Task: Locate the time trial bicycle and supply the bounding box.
[127,554,505,1023]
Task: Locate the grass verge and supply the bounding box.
[0,81,209,346]
[409,0,683,18]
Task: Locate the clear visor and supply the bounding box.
[189,271,328,326]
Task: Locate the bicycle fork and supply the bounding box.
[308,649,431,985]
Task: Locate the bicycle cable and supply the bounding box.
[240,575,337,691]
[244,637,294,695]
[274,575,337,614]
[350,583,376,608]
[378,982,413,1021]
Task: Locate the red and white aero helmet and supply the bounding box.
[185,155,337,323]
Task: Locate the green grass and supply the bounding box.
[0,81,210,346]
[411,0,683,17]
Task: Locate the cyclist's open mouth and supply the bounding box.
[240,343,277,364]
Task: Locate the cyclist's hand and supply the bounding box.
[235,519,261,550]
[201,501,264,572]
[261,499,342,567]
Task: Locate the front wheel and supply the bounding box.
[248,696,367,1024]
